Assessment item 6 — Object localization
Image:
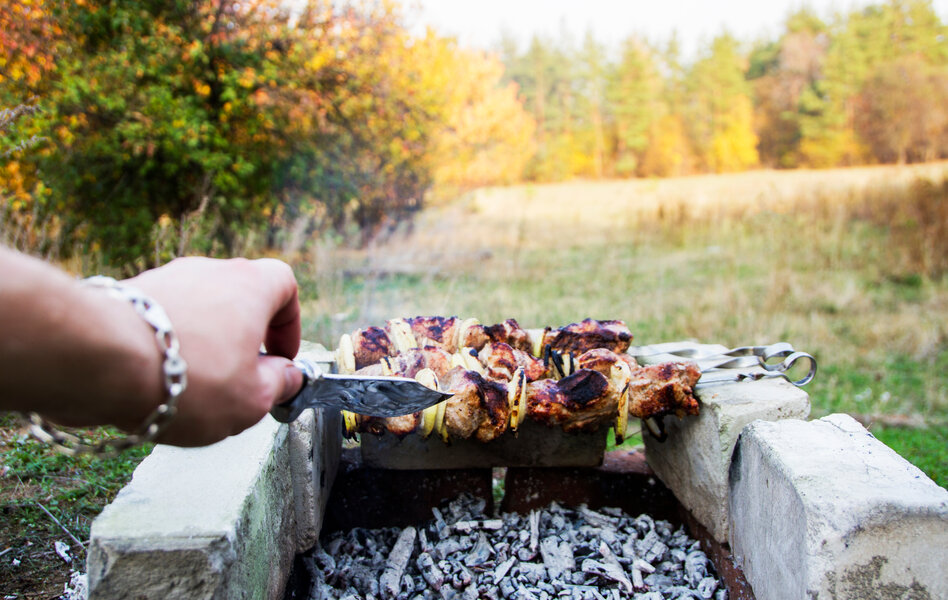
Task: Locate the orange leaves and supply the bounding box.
[0,0,60,88]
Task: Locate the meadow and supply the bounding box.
[2,162,947,595]
[300,162,948,484]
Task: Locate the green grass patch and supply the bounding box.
[0,413,150,594]
[871,426,948,488]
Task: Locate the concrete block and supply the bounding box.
[360,419,608,469]
[728,414,948,600]
[288,339,342,552]
[643,344,810,542]
[288,407,341,552]
[87,417,295,600]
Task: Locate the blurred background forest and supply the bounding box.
[2,0,947,269]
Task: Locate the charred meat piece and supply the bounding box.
[542,319,633,355]
[351,326,396,370]
[527,369,616,433]
[627,362,701,419]
[406,316,461,352]
[441,367,510,442]
[484,319,533,353]
[460,318,533,353]
[478,342,548,382]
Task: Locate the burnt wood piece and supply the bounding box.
[319,448,493,535]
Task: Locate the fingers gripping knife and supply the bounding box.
[269,352,453,423]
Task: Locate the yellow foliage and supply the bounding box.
[426,43,536,190]
[640,115,694,178]
[799,128,867,168]
[708,96,759,172]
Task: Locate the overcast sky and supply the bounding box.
[410,0,948,59]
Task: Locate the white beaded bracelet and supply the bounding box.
[27,276,188,456]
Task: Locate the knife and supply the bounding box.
[269,353,453,423]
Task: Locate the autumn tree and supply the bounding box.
[855,56,948,163]
[426,39,536,193]
[683,33,759,172]
[798,0,948,166]
[749,10,827,168]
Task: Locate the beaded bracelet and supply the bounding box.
[26,276,188,456]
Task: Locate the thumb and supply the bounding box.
[257,355,304,407]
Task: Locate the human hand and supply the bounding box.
[126,257,303,446]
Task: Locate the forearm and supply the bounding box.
[0,247,162,429]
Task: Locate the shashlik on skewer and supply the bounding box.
[334,317,700,443]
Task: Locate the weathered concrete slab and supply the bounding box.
[288,342,342,552]
[729,414,948,600]
[643,344,810,542]
[360,419,608,469]
[87,417,295,600]
[288,407,341,553]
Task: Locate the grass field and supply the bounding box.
[2,162,947,595]
[300,162,948,485]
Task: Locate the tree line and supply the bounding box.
[1,0,946,269]
[499,0,948,179]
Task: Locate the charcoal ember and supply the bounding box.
[665,585,702,599]
[465,533,493,566]
[435,538,463,561]
[491,556,513,579]
[499,577,517,598]
[696,576,718,599]
[313,495,720,600]
[684,551,709,586]
[523,562,549,584]
[644,573,675,588]
[417,553,444,590]
[517,546,537,561]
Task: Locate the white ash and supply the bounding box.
[305,495,725,600]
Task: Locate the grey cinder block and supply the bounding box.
[728,414,948,600]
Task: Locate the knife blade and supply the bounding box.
[269,354,453,423]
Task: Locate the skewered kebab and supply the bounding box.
[335,317,701,444]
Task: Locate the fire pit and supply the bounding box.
[283,449,747,600]
[83,342,948,600]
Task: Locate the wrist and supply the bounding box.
[27,277,188,455]
[76,280,167,431]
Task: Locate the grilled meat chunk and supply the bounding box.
[542,319,633,355]
[351,326,396,370]
[441,367,510,442]
[527,369,616,433]
[406,316,461,352]
[627,362,701,419]
[356,346,454,379]
[478,342,548,382]
[575,348,638,376]
[460,318,533,353]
